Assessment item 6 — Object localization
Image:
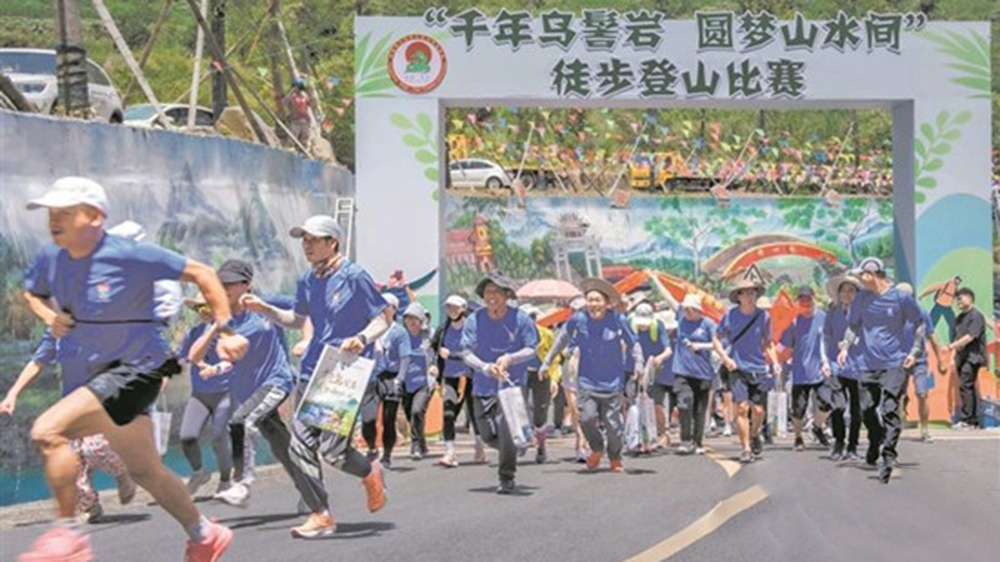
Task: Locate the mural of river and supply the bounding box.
[443,193,894,299]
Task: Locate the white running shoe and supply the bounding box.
[214,482,250,508]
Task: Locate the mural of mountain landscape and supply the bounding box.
[0,112,351,481]
[443,194,893,300]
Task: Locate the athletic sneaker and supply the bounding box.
[739,450,754,464]
[19,526,93,562]
[496,479,516,495]
[366,449,379,462]
[437,453,459,468]
[750,435,763,457]
[811,426,830,447]
[722,423,733,437]
[290,512,336,539]
[575,448,589,463]
[380,454,393,471]
[920,432,934,443]
[845,450,860,462]
[586,451,603,470]
[186,469,212,497]
[794,437,805,452]
[76,503,103,525]
[676,442,695,455]
[830,444,845,462]
[117,473,136,505]
[610,459,625,473]
[215,480,232,495]
[535,444,547,464]
[214,482,250,508]
[362,461,387,513]
[409,444,422,461]
[951,421,970,430]
[185,521,233,562]
[694,447,706,456]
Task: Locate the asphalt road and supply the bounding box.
[2,429,998,562]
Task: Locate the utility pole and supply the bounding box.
[187,0,207,130]
[53,0,90,117]
[266,0,286,122]
[210,0,227,118]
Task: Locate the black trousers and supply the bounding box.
[403,386,432,454]
[859,368,907,464]
[675,376,712,447]
[442,377,478,441]
[522,368,552,430]
[957,359,983,426]
[831,377,862,451]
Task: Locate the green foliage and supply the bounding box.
[390,111,439,187]
[914,110,971,204]
[918,29,992,98]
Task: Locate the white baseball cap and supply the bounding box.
[107,220,147,241]
[402,302,426,319]
[382,293,400,310]
[445,294,467,308]
[27,177,108,214]
[290,215,343,239]
[681,294,703,310]
[633,302,654,327]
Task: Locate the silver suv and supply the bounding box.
[0,48,124,123]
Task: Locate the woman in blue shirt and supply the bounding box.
[673,295,728,454]
[397,303,437,461]
[824,275,863,461]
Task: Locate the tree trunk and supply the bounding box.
[210,0,227,117]
[53,0,89,116]
[266,0,286,127]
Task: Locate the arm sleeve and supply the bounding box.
[543,327,570,366]
[22,251,52,298]
[134,243,187,281]
[460,313,488,372]
[504,316,540,366]
[910,322,927,359]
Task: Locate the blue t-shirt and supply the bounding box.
[718,307,772,374]
[292,260,388,382]
[402,331,430,393]
[23,235,186,379]
[228,311,295,404]
[460,307,539,397]
[780,310,826,385]
[378,322,408,374]
[567,311,637,393]
[441,322,469,378]
[31,330,88,396]
[636,321,669,384]
[847,287,922,371]
[902,308,933,366]
[657,330,677,386]
[823,305,861,379]
[673,315,717,381]
[178,323,230,394]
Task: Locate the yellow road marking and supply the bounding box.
[703,447,741,478]
[623,485,769,562]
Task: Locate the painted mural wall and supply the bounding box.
[443,194,893,300]
[0,111,352,493]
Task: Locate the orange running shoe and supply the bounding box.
[184,521,233,562]
[290,512,336,539]
[586,451,603,471]
[610,460,625,473]
[19,526,93,562]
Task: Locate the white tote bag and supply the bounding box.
[152,395,172,457]
[767,390,789,439]
[498,384,533,450]
[638,391,659,447]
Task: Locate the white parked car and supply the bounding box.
[124,103,215,130]
[449,158,511,189]
[0,48,124,123]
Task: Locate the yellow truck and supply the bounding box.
[629,151,684,190]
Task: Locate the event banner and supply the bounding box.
[295,347,375,436]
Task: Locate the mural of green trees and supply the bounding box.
[779,197,893,265]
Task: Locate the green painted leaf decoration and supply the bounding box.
[416,114,433,136]
[403,133,425,147]
[415,149,437,163]
[918,29,991,97]
[424,168,439,182]
[390,113,414,130]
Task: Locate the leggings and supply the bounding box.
[675,376,712,447]
[522,368,551,430]
[403,386,432,454]
[179,391,233,481]
[442,376,477,441]
[72,434,128,514]
[361,372,403,457]
[831,377,861,451]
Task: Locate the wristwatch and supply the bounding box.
[357,333,368,346]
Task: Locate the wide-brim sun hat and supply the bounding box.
[475,272,518,299]
[681,294,703,311]
[825,274,862,305]
[580,277,621,307]
[728,277,765,304]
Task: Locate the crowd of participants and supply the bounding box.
[3,177,989,561]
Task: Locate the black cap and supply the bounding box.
[475,272,518,299]
[217,259,254,284]
[796,286,815,299]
